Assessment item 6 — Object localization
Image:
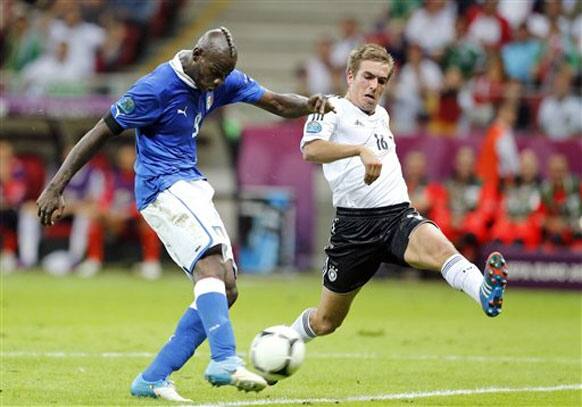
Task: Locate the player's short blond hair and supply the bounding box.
[347,44,394,77]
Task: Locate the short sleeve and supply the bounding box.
[216,69,266,107]
[107,80,162,131]
[300,111,338,151]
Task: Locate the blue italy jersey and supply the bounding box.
[108,51,266,210]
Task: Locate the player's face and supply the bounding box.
[346,60,390,113]
[194,54,234,91]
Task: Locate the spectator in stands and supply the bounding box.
[438,147,495,260]
[96,12,127,72]
[1,1,44,72]
[34,145,107,275]
[533,18,580,89]
[404,0,456,61]
[0,141,27,273]
[501,23,541,84]
[304,36,342,96]
[392,43,443,133]
[21,41,80,96]
[80,144,162,279]
[403,151,447,222]
[527,0,570,41]
[47,1,105,78]
[330,17,364,70]
[477,102,519,190]
[490,149,543,248]
[497,0,534,30]
[538,68,582,140]
[458,53,506,130]
[466,0,512,50]
[441,16,486,80]
[384,0,422,23]
[503,79,532,131]
[540,154,581,248]
[430,66,464,136]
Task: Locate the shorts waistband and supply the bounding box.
[336,202,410,217]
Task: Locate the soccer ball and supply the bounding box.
[249,325,306,382]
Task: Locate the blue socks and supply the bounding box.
[141,277,236,381]
[194,277,236,362]
[142,306,206,382]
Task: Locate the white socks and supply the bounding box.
[17,207,41,267]
[441,254,483,304]
[291,308,316,343]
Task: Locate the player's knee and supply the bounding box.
[195,252,225,280]
[226,286,238,307]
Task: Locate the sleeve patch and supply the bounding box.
[306,121,322,133]
[116,96,135,114]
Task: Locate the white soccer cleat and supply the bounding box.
[130,373,192,402]
[204,356,267,392]
[153,383,192,402]
[230,366,269,392]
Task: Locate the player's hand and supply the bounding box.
[307,94,336,118]
[36,186,65,226]
[359,147,382,185]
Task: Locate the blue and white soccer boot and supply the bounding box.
[130,373,192,402]
[204,356,267,392]
[480,251,509,317]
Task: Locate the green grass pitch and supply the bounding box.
[2,269,581,406]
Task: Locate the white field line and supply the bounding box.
[1,351,579,365]
[193,384,582,406]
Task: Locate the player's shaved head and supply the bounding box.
[195,26,237,69]
[187,26,238,90]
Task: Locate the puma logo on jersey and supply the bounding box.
[177,106,188,117]
[354,120,364,127]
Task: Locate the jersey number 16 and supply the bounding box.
[374,133,388,150]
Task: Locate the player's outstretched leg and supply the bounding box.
[480,251,509,317]
[130,306,206,401]
[196,275,266,392]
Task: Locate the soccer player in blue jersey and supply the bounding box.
[36,27,335,402]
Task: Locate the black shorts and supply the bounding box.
[322,203,435,293]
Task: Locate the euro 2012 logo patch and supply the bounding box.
[116,96,135,115]
[306,121,322,134]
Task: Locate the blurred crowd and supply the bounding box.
[0,140,162,278]
[296,0,582,139]
[404,136,582,262]
[0,0,185,96]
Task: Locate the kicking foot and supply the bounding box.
[130,373,192,402]
[480,251,509,317]
[204,356,267,392]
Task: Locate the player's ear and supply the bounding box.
[192,47,203,61]
[346,69,354,86]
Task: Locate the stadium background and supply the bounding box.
[1,0,580,284]
[1,1,581,406]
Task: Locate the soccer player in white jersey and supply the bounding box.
[36,27,334,402]
[291,44,509,347]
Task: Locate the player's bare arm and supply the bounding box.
[254,91,335,118]
[36,119,116,226]
[302,139,382,185]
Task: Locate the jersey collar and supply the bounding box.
[169,50,198,89]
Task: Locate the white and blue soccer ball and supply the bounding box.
[249,325,305,382]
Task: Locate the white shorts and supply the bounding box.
[140,179,235,276]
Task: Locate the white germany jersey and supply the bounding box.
[301,96,409,208]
